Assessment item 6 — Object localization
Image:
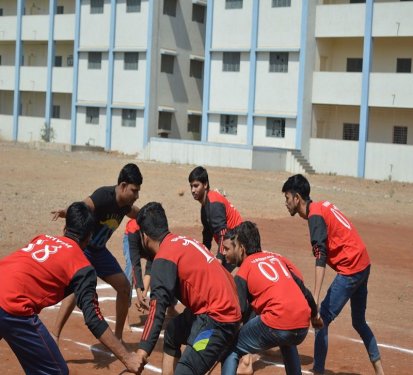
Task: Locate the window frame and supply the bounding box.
[269,52,289,73]
[126,0,141,13]
[86,107,100,125]
[272,0,291,7]
[90,0,104,14]
[192,3,205,23]
[266,117,286,138]
[124,52,139,70]
[396,58,412,73]
[52,105,60,119]
[220,114,238,135]
[163,0,177,17]
[88,52,102,70]
[346,58,363,72]
[225,0,243,9]
[122,109,137,127]
[54,55,62,67]
[393,126,407,145]
[223,52,240,72]
[342,123,360,141]
[161,54,175,74]
[190,59,203,79]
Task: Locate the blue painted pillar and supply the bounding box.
[143,0,155,147]
[70,0,81,145]
[201,0,214,142]
[295,0,310,150]
[12,0,25,141]
[44,0,56,141]
[358,0,374,178]
[105,0,117,151]
[246,0,259,146]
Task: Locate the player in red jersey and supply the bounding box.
[188,166,242,273]
[51,163,142,341]
[0,202,143,374]
[133,202,241,375]
[282,174,384,375]
[221,221,321,375]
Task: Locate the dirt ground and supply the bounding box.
[0,141,412,374]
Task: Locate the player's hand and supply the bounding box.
[135,289,149,312]
[124,350,147,374]
[311,313,324,329]
[51,209,66,221]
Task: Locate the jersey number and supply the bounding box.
[257,257,290,282]
[21,239,61,263]
[172,236,215,263]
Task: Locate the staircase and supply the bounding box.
[291,150,316,174]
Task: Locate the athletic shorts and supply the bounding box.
[163,308,239,375]
[83,246,123,278]
[0,307,68,374]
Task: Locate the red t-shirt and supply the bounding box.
[308,201,370,275]
[125,218,139,235]
[237,251,311,330]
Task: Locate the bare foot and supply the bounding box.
[236,354,253,375]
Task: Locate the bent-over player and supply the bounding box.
[134,202,241,375]
[282,174,384,375]
[221,221,322,375]
[0,202,143,374]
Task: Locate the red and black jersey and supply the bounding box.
[139,233,241,355]
[235,251,312,330]
[308,201,370,275]
[88,186,132,250]
[0,234,108,338]
[201,190,243,258]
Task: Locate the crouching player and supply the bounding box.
[133,202,241,375]
[0,202,143,374]
[222,221,323,375]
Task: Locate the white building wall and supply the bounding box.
[52,67,73,93]
[0,17,17,40]
[17,116,45,142]
[111,109,144,155]
[373,2,413,37]
[253,117,296,149]
[112,52,146,105]
[54,14,75,40]
[50,118,72,143]
[207,114,247,145]
[254,52,299,115]
[20,67,47,91]
[79,2,110,49]
[0,66,15,91]
[211,0,252,49]
[76,106,106,147]
[0,115,13,140]
[209,52,249,112]
[115,2,148,49]
[77,52,108,103]
[22,15,49,41]
[258,0,301,49]
[369,74,413,109]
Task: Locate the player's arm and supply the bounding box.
[234,275,253,324]
[127,205,140,219]
[70,266,142,372]
[51,196,95,220]
[209,201,228,260]
[308,215,328,306]
[138,258,177,355]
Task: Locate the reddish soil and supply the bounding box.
[0,141,412,374]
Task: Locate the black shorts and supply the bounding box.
[163,308,239,375]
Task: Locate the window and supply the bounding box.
[86,107,99,124]
[192,4,205,23]
[397,58,412,73]
[393,126,407,144]
[0,55,2,65]
[161,54,174,74]
[343,123,359,141]
[56,5,64,14]
[163,0,177,17]
[190,59,203,79]
[91,0,104,14]
[124,52,139,70]
[223,52,240,72]
[54,56,62,67]
[126,0,141,12]
[88,52,102,69]
[52,105,60,119]
[220,115,238,135]
[350,0,365,3]
[122,109,137,127]
[346,58,363,72]
[272,0,291,7]
[225,0,243,9]
[188,115,201,133]
[266,118,285,138]
[158,112,173,138]
[269,52,288,73]
[67,55,73,67]
[0,8,3,16]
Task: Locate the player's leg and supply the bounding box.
[350,266,384,375]
[51,293,77,342]
[176,314,238,375]
[0,308,68,374]
[87,247,130,340]
[122,233,133,286]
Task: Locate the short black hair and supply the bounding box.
[65,202,95,242]
[226,221,261,256]
[281,174,311,201]
[188,166,209,188]
[137,202,169,241]
[118,163,143,186]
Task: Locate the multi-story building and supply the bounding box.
[0,0,206,154]
[1,0,412,182]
